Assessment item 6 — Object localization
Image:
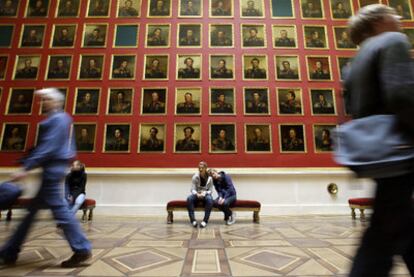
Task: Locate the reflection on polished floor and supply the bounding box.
[0,214,410,276]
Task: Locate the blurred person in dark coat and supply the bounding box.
[344,4,414,276]
[0,88,92,268]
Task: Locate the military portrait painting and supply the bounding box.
[107,88,133,114]
[146,24,170,48]
[0,123,28,152]
[273,25,297,48]
[13,55,41,80]
[306,56,332,81]
[73,123,96,152]
[209,24,233,47]
[141,88,167,115]
[179,0,202,17]
[337,56,352,80]
[87,0,110,17]
[209,88,235,115]
[148,0,171,17]
[304,25,328,49]
[389,0,413,20]
[0,55,8,79]
[178,24,202,47]
[244,88,269,115]
[82,24,108,48]
[275,55,300,81]
[278,88,303,115]
[111,55,136,80]
[245,124,271,153]
[242,24,266,48]
[7,88,34,114]
[280,124,306,153]
[243,55,268,80]
[117,0,140,17]
[330,0,353,19]
[174,123,201,153]
[74,88,100,114]
[175,88,201,115]
[240,0,264,18]
[26,0,49,17]
[139,124,166,153]
[210,124,236,153]
[0,0,20,17]
[300,0,323,18]
[310,89,336,115]
[210,55,234,80]
[313,124,336,153]
[334,27,356,49]
[144,55,168,80]
[313,124,336,152]
[78,55,104,80]
[104,124,130,152]
[210,0,233,17]
[177,55,201,80]
[51,24,76,48]
[56,0,80,17]
[46,55,72,80]
[20,24,45,47]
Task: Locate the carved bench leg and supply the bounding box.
[0,210,2,220]
[253,211,260,223]
[88,208,94,221]
[351,207,356,220]
[82,209,87,222]
[6,209,12,221]
[167,211,173,224]
[360,208,366,221]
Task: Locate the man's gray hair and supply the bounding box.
[35,88,65,107]
[348,4,397,45]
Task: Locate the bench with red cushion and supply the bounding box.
[348,198,374,220]
[166,199,261,224]
[0,198,96,222]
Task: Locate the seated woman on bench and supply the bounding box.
[65,160,87,216]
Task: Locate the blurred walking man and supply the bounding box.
[0,88,92,268]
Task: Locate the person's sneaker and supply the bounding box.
[226,215,236,225]
[61,251,92,268]
[199,221,207,228]
[191,221,198,228]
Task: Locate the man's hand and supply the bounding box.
[10,169,28,181]
[218,197,225,205]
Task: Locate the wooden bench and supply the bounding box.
[166,199,261,224]
[0,198,96,222]
[348,198,374,220]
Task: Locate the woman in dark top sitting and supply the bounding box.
[65,160,87,216]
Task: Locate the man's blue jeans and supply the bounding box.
[187,194,213,223]
[0,163,91,261]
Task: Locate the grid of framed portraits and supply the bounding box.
[1,0,414,167]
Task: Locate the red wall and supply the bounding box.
[0,0,412,168]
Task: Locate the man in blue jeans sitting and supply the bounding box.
[187,161,213,228]
[209,168,237,225]
[0,88,92,268]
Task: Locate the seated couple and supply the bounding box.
[187,161,237,228]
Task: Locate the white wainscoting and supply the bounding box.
[0,167,375,217]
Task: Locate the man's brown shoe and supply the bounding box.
[61,251,92,268]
